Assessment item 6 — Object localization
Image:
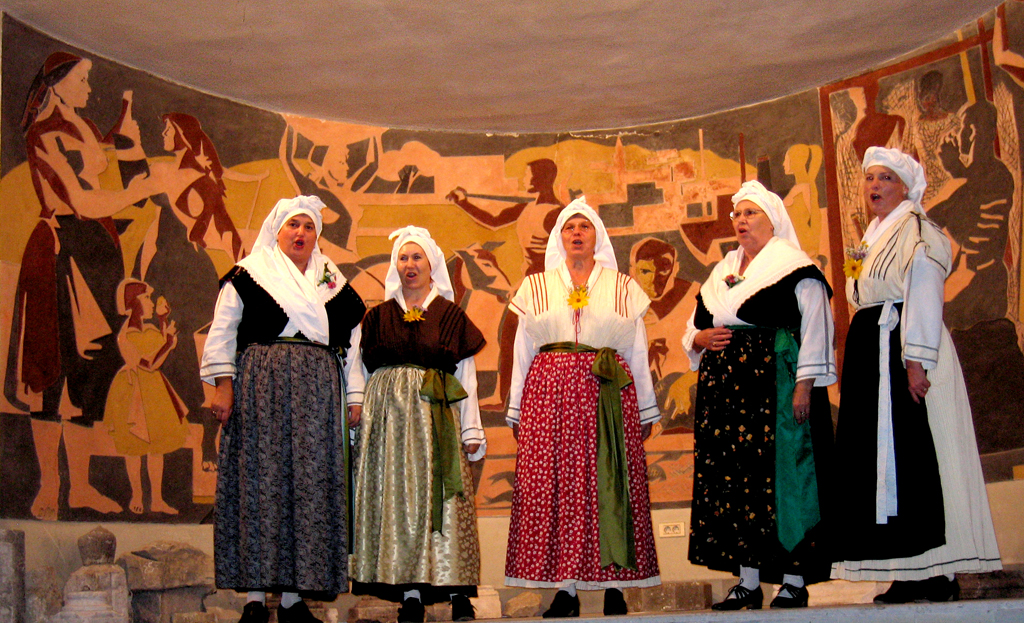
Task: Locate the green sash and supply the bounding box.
[539,342,636,570]
[771,328,820,551]
[418,368,468,533]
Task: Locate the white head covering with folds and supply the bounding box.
[731,180,801,248]
[862,146,927,208]
[236,195,344,345]
[384,226,455,304]
[544,196,618,271]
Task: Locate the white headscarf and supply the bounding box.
[251,195,326,253]
[544,196,618,271]
[731,180,801,247]
[862,146,927,208]
[384,226,455,303]
[237,195,344,345]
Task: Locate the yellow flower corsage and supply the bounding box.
[567,284,589,310]
[403,306,426,322]
[843,242,869,279]
[843,258,864,279]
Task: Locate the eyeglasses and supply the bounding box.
[729,208,765,220]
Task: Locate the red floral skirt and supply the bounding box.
[504,351,660,588]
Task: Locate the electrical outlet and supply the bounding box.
[658,522,686,538]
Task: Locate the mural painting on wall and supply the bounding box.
[4,3,1023,524]
[822,1,1024,478]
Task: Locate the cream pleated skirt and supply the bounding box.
[832,329,1002,580]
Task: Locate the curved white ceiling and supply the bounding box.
[0,0,1003,133]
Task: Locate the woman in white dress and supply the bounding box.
[831,147,1001,603]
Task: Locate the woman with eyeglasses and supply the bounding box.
[682,181,837,610]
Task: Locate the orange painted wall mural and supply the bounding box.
[2,4,1023,524]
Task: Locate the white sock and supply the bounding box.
[246,592,267,604]
[782,574,804,588]
[403,590,422,602]
[562,584,577,597]
[739,566,760,590]
[280,593,301,609]
[944,573,955,581]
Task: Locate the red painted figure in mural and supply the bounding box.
[6,51,157,519]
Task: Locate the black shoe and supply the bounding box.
[452,594,475,621]
[278,601,323,623]
[873,580,925,604]
[769,584,808,608]
[711,584,763,611]
[923,576,960,602]
[603,588,628,616]
[398,598,425,623]
[239,601,270,623]
[542,590,580,618]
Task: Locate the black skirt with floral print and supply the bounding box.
[687,327,833,584]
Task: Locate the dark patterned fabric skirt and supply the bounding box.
[505,351,660,589]
[688,328,833,584]
[215,342,349,593]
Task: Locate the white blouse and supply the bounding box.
[506,264,661,426]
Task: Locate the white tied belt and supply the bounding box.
[875,300,900,524]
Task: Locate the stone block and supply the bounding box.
[0,529,26,623]
[56,564,129,623]
[425,602,451,621]
[622,582,711,612]
[470,586,502,620]
[78,527,116,566]
[171,613,218,623]
[26,567,63,623]
[266,600,330,623]
[202,606,241,623]
[117,541,214,591]
[672,581,713,610]
[348,595,397,622]
[958,567,1024,600]
[202,589,245,613]
[132,586,214,623]
[502,591,542,618]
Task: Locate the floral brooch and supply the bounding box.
[843,242,868,279]
[318,262,337,289]
[723,274,745,289]
[403,306,426,322]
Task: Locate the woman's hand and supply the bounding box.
[792,379,813,424]
[463,441,481,456]
[347,404,362,427]
[694,327,733,352]
[211,377,233,423]
[640,422,653,442]
[511,424,519,441]
[906,360,931,404]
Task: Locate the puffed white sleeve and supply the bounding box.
[344,323,365,406]
[681,306,703,372]
[624,316,661,424]
[456,356,486,461]
[200,281,243,385]
[901,245,946,370]
[506,323,538,427]
[794,278,837,386]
